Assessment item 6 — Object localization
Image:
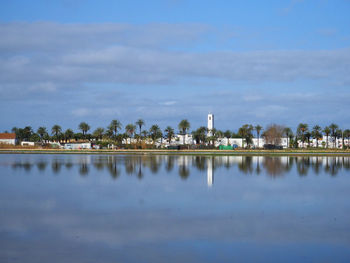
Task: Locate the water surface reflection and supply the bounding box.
[1,154,350,263]
[8,155,350,184]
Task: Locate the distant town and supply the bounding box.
[0,114,349,150]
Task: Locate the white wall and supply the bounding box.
[0,139,16,145]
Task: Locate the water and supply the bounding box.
[1,154,350,263]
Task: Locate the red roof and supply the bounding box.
[0,133,16,139]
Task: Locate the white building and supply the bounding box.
[207,113,214,137]
[0,133,16,145]
[64,142,92,150]
[21,141,35,146]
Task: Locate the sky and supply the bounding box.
[0,0,350,133]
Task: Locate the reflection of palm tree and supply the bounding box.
[149,156,161,174]
[312,156,321,175]
[137,156,143,179]
[125,158,135,175]
[165,156,175,172]
[297,157,309,176]
[285,157,293,173]
[224,156,231,169]
[93,157,105,170]
[65,161,73,169]
[108,162,120,179]
[329,157,338,176]
[193,156,206,171]
[343,157,350,171]
[238,156,253,174]
[23,162,32,172]
[37,161,47,171]
[51,159,62,174]
[79,163,89,176]
[256,156,261,175]
[179,165,190,180]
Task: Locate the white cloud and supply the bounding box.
[72,108,90,117]
[160,101,177,106]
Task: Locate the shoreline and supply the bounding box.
[1,148,350,156]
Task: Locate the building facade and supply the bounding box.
[0,133,16,145]
[207,113,214,137]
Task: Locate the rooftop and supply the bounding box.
[0,133,16,139]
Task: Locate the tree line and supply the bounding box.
[7,119,350,149]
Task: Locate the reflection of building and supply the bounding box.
[207,113,214,137]
[207,157,214,187]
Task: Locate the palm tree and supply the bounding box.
[37,127,48,142]
[311,125,322,148]
[238,124,254,148]
[108,120,122,140]
[193,127,207,145]
[125,124,136,144]
[297,123,308,148]
[283,127,293,148]
[336,129,342,149]
[343,129,350,149]
[323,126,330,148]
[51,125,62,142]
[164,126,175,144]
[305,131,311,147]
[178,119,190,145]
[136,119,145,138]
[141,130,148,140]
[224,130,232,146]
[329,123,338,148]
[78,122,90,139]
[216,130,224,139]
[149,125,162,145]
[93,127,105,141]
[64,129,74,143]
[255,125,263,148]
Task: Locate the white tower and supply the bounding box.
[207,113,214,137]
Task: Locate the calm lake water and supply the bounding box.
[1,154,350,263]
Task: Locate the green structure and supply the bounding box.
[219,145,233,150]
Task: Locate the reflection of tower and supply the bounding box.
[207,113,214,137]
[207,157,214,187]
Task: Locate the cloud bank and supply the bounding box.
[0,22,349,131]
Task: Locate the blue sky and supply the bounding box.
[1,0,349,133]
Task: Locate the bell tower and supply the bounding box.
[207,113,214,136]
